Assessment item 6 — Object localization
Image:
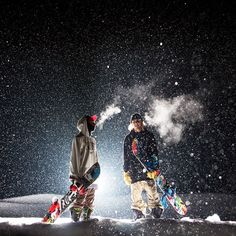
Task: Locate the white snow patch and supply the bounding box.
[1,216,236,226]
[0,217,72,225]
[181,215,236,225]
[0,217,135,226]
[205,214,221,222]
[181,217,201,223]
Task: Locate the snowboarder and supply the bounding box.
[123,113,163,220]
[69,115,99,222]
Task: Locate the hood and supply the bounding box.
[77,116,90,137]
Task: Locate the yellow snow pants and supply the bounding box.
[131,179,161,213]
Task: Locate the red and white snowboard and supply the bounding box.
[42,162,100,223]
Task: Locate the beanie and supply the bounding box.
[130,113,143,122]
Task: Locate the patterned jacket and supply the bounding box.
[123,128,159,183]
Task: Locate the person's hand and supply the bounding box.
[70,183,78,192]
[78,186,86,195]
[147,170,161,179]
[70,179,79,192]
[123,172,132,186]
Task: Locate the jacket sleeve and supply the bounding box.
[69,137,79,180]
[123,136,130,172]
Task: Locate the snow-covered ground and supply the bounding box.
[0,216,235,236]
[0,193,235,236]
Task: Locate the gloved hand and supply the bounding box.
[78,186,86,195]
[70,180,86,195]
[70,183,78,192]
[70,179,79,192]
[123,172,132,186]
[147,170,161,179]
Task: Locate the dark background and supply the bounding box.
[0,0,235,199]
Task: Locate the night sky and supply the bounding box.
[0,0,235,199]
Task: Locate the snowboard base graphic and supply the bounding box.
[156,174,187,216]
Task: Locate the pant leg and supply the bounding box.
[71,191,86,208]
[131,181,146,212]
[143,179,162,209]
[83,188,95,210]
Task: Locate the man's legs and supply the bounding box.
[82,188,95,221]
[131,181,146,220]
[144,180,163,218]
[70,192,85,222]
[70,188,96,222]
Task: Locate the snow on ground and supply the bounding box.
[94,192,236,221]
[0,193,235,235]
[0,217,235,236]
[0,193,235,220]
[0,215,236,226]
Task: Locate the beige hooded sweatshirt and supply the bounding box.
[69,116,98,180]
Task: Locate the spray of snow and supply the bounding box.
[145,95,203,144]
[97,104,121,129]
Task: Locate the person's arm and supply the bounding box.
[69,137,79,182]
[123,136,130,172]
[123,135,132,185]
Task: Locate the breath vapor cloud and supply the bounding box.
[145,95,203,144]
[97,104,121,129]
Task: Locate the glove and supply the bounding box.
[147,170,161,179]
[78,186,86,195]
[70,184,78,192]
[70,182,86,195]
[123,172,132,186]
[70,179,80,192]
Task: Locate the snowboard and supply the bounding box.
[131,138,187,216]
[42,162,100,223]
[156,174,187,216]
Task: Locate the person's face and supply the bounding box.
[131,119,143,132]
[87,119,96,132]
[88,119,96,127]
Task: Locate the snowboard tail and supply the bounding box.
[156,175,187,216]
[42,162,100,223]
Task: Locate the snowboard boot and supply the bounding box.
[151,207,163,219]
[70,207,82,222]
[82,206,93,221]
[133,209,145,221]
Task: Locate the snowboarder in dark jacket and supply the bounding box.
[123,113,163,220]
